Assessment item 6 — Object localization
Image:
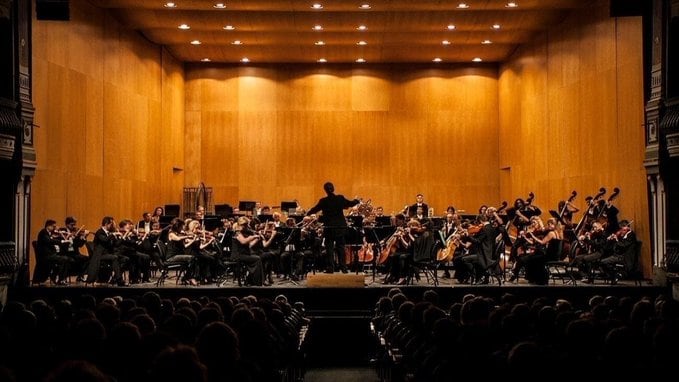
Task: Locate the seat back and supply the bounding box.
[156,240,168,261]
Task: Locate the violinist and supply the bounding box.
[573,221,609,282]
[598,220,636,284]
[509,217,559,284]
[185,219,219,284]
[249,220,278,285]
[60,216,90,281]
[85,216,127,286]
[116,219,151,283]
[33,219,71,285]
[450,221,475,283]
[232,217,264,286]
[280,217,305,281]
[164,218,197,285]
[461,213,499,284]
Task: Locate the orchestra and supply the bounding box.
[34,185,636,287]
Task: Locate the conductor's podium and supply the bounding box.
[306,272,366,287]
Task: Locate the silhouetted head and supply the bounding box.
[323,182,335,194]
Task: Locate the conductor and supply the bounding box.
[307,182,360,273]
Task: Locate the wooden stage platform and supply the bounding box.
[9,271,669,315]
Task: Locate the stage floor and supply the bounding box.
[12,269,666,315]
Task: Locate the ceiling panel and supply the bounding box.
[90,0,596,64]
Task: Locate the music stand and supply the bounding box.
[203,217,222,232]
[281,201,298,215]
[238,201,257,215]
[347,215,363,228]
[215,204,234,219]
[375,216,392,227]
[258,214,274,222]
[344,226,364,274]
[158,215,175,228]
[165,204,180,218]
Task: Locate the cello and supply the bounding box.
[357,239,374,263]
[378,227,404,265]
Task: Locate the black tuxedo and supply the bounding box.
[308,193,359,272]
[33,228,70,283]
[85,227,124,284]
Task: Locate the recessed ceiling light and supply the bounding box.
[223,25,235,30]
[178,24,190,30]
[356,40,367,45]
[447,24,456,30]
[356,58,366,63]
[190,40,202,45]
[201,58,211,62]
[359,4,371,9]
[482,39,492,44]
[314,41,325,45]
[241,57,250,63]
[442,40,451,45]
[505,2,518,8]
[492,24,501,29]
[164,2,176,8]
[457,3,469,8]
[357,25,367,31]
[472,57,482,62]
[213,3,226,9]
[313,25,323,31]
[433,58,442,62]
[318,58,327,63]
[232,40,242,45]
[311,3,323,9]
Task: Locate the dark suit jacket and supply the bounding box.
[86,227,118,282]
[37,228,61,258]
[307,194,359,228]
[407,203,429,218]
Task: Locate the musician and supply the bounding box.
[557,200,580,228]
[85,216,128,286]
[280,217,306,280]
[374,206,385,217]
[60,216,90,280]
[151,206,164,223]
[138,212,153,233]
[307,182,360,274]
[509,217,561,284]
[439,213,459,278]
[164,217,198,286]
[33,219,71,285]
[451,221,475,283]
[380,213,409,284]
[405,193,429,218]
[599,220,637,284]
[232,217,264,286]
[414,206,427,223]
[116,219,151,283]
[249,220,277,285]
[185,219,219,284]
[195,205,206,221]
[573,221,609,282]
[271,212,283,228]
[461,213,499,284]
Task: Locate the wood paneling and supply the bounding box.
[499,1,649,274]
[31,1,185,276]
[185,64,500,217]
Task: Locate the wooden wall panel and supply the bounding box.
[31,1,185,276]
[185,64,500,217]
[499,1,649,274]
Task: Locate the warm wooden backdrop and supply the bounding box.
[31,1,185,274]
[185,64,500,216]
[29,0,649,275]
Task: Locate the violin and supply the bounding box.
[466,223,484,235]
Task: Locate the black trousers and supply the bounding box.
[323,227,347,272]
